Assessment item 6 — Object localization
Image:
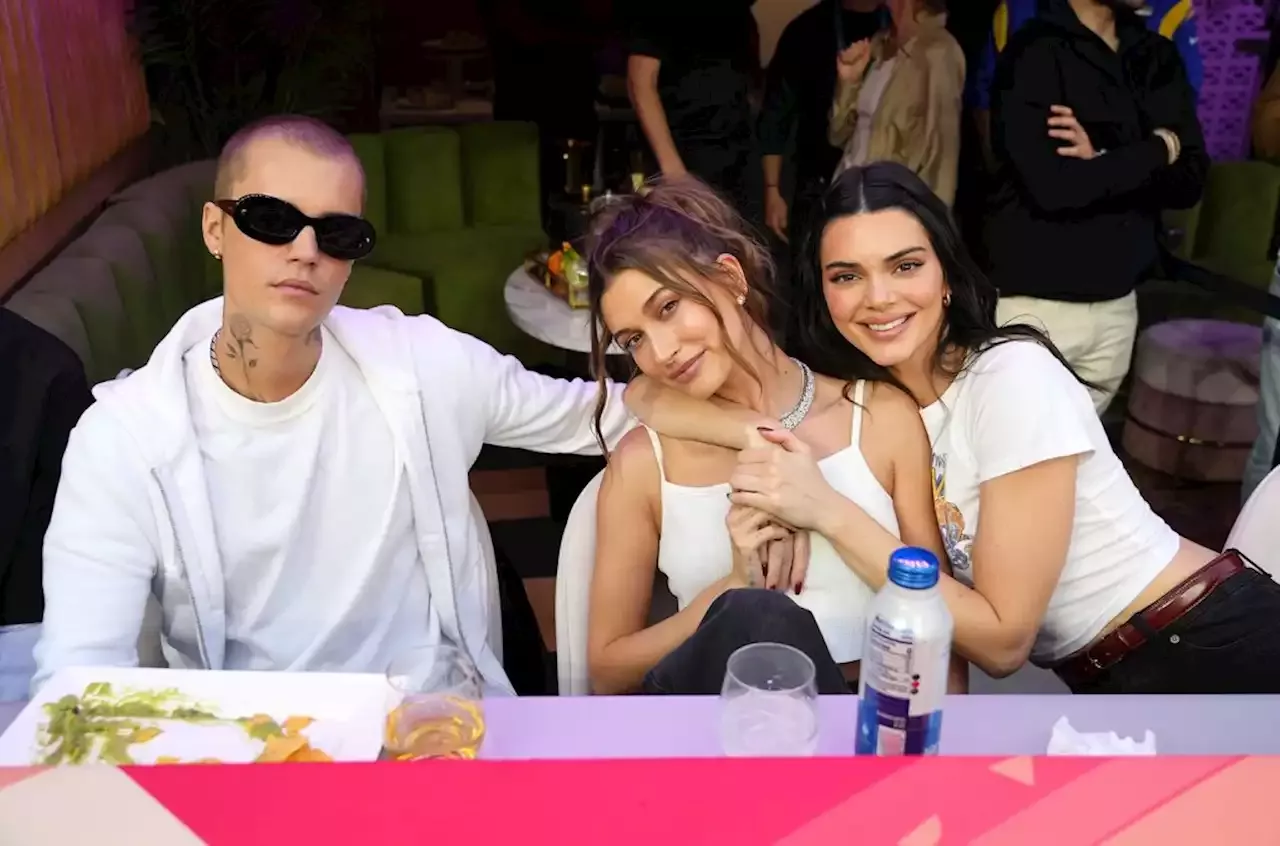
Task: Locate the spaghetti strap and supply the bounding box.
[851,380,867,447]
[643,426,667,482]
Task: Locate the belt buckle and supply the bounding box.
[1087,653,1106,673]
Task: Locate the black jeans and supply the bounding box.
[1067,567,1280,694]
[680,141,755,221]
[642,588,851,695]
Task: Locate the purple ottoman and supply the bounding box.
[1122,320,1262,482]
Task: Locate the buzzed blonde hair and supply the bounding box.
[213,114,365,202]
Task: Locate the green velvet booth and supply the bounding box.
[1147,160,1280,327]
[349,122,548,359]
[1167,160,1280,291]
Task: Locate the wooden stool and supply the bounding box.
[1122,319,1262,481]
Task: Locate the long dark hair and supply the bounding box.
[791,161,1089,403]
[584,177,784,454]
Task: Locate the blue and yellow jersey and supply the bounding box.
[966,0,1203,109]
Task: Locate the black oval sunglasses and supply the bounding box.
[214,194,376,261]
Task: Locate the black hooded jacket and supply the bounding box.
[986,0,1207,302]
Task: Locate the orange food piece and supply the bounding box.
[282,716,314,735]
[257,733,308,763]
[547,251,563,276]
[288,746,334,763]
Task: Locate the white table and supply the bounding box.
[6,695,1278,757]
[477,694,1280,758]
[504,267,625,356]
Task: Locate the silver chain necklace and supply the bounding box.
[209,330,224,381]
[778,358,815,431]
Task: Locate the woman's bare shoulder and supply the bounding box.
[864,380,919,415]
[603,427,661,495]
[862,381,929,448]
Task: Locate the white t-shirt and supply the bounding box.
[846,57,898,170]
[184,328,440,672]
[920,341,1180,662]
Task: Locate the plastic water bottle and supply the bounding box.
[855,547,953,756]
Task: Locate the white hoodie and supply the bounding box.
[33,299,631,694]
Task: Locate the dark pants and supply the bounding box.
[493,545,551,696]
[680,140,754,220]
[642,588,852,696]
[1066,567,1280,694]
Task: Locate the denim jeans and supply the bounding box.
[1068,566,1280,694]
[1243,257,1280,501]
[0,623,40,701]
[642,589,852,696]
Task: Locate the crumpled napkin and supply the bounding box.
[1046,716,1157,755]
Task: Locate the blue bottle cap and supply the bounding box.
[888,547,940,590]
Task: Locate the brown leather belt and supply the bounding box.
[1054,550,1246,687]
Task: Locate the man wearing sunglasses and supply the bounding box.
[33,115,645,696]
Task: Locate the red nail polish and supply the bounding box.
[794,582,803,595]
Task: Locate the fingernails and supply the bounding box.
[794,582,803,595]
[756,426,775,433]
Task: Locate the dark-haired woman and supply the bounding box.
[635,162,1280,694]
[583,176,956,696]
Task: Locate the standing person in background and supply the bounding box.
[945,0,1001,268]
[967,0,1203,164]
[987,0,1207,414]
[1243,255,1280,501]
[759,0,885,247]
[970,0,1204,131]
[0,310,93,700]
[828,0,965,206]
[624,0,760,213]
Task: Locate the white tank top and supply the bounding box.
[646,381,900,663]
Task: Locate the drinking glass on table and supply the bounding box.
[720,642,819,757]
[385,643,485,760]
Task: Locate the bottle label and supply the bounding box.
[855,614,949,756]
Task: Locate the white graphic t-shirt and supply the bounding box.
[919,341,1180,662]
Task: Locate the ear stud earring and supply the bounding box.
[213,251,222,261]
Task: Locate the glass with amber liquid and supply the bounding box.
[385,644,485,760]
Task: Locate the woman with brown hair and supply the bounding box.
[829,0,965,205]
[583,177,953,696]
